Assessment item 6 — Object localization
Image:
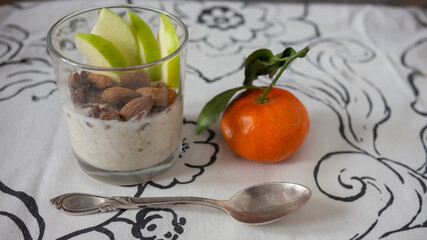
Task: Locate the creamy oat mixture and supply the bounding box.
[64,96,182,171]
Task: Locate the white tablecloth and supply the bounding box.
[1,0,426,239]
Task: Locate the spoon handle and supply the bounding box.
[50,193,223,215]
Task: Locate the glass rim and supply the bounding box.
[46,4,189,72]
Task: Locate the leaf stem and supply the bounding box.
[256,45,310,103]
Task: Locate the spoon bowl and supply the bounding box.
[50,182,311,225]
[221,182,311,224]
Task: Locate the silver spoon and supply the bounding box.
[50,182,311,225]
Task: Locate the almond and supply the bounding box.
[150,106,167,114]
[100,110,121,121]
[85,88,104,104]
[68,71,86,91]
[155,81,168,89]
[120,96,154,121]
[87,73,118,89]
[102,87,141,106]
[166,88,177,105]
[80,70,90,79]
[119,72,151,90]
[135,87,177,107]
[71,87,86,104]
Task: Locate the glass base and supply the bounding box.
[75,145,181,186]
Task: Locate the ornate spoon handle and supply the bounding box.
[50,193,223,216]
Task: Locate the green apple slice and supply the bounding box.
[125,11,160,64]
[125,11,161,81]
[91,8,138,66]
[74,33,129,67]
[157,14,180,89]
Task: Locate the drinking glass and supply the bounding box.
[47,4,188,185]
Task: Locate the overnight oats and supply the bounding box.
[47,5,189,185]
[65,71,183,172]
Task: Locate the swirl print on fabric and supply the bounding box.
[261,37,427,239]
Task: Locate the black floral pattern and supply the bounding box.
[197,6,244,30]
[131,208,186,240]
[57,119,219,239]
[170,2,319,82]
[0,1,426,239]
[0,24,56,102]
[263,38,427,238]
[0,180,45,239]
[401,37,427,173]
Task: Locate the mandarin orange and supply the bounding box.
[220,87,309,163]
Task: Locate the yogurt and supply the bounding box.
[63,96,183,172]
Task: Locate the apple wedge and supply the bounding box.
[91,8,138,66]
[125,11,161,81]
[74,33,129,68]
[157,14,180,89]
[125,11,160,64]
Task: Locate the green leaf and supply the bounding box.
[243,49,276,86]
[243,47,303,86]
[196,45,310,134]
[196,85,256,134]
[244,49,275,72]
[256,45,310,102]
[280,47,296,58]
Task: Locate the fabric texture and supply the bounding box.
[0,0,426,239]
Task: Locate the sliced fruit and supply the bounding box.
[91,8,138,66]
[157,14,180,89]
[74,33,129,68]
[125,11,162,81]
[125,11,161,64]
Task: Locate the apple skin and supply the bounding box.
[157,14,180,89]
[91,8,138,66]
[125,11,162,81]
[74,33,129,68]
[74,9,182,86]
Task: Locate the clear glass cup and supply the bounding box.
[47,5,188,185]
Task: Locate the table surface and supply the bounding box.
[1,0,426,239]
